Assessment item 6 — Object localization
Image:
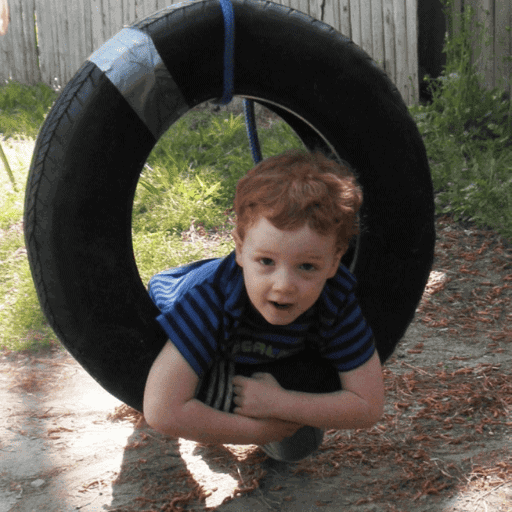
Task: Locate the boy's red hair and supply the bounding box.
[234,149,363,252]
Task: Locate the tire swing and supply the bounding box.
[24,0,435,412]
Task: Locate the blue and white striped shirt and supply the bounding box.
[148,252,374,377]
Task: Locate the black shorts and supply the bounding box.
[234,348,342,394]
[195,348,341,414]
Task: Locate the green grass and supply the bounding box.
[0,80,57,139]
[0,138,56,351]
[1,1,511,352]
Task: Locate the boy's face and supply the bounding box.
[234,216,343,326]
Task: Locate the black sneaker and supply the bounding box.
[260,426,324,462]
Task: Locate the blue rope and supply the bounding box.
[243,99,263,163]
[216,0,235,105]
[216,0,262,163]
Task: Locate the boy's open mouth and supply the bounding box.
[271,301,292,310]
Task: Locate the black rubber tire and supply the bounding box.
[24,0,435,411]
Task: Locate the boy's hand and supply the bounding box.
[232,373,303,443]
[252,417,302,444]
[232,372,283,419]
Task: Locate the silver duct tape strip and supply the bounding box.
[88,27,189,139]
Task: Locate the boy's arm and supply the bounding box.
[143,340,301,445]
[232,350,384,431]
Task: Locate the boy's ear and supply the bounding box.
[327,248,345,278]
[232,230,244,267]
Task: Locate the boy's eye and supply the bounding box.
[300,263,316,271]
[259,258,274,266]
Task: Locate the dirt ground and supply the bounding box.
[1,214,511,512]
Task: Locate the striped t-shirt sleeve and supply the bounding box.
[148,263,226,377]
[320,269,375,372]
[155,284,222,376]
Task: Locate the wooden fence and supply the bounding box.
[0,0,419,105]
[449,0,511,94]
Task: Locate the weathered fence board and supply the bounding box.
[371,0,385,70]
[449,0,512,95]
[1,0,39,85]
[323,0,340,32]
[360,0,372,55]
[0,0,422,104]
[383,0,396,83]
[494,0,511,92]
[393,0,407,101]
[339,0,350,36]
[406,0,418,104]
[349,0,362,47]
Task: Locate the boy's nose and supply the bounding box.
[272,268,296,293]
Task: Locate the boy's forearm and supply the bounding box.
[271,389,381,430]
[154,398,273,445]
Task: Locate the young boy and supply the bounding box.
[143,149,384,462]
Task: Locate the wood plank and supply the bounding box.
[16,0,39,84]
[288,0,303,14]
[406,0,418,103]
[134,0,145,20]
[360,0,372,56]
[68,0,88,78]
[0,0,19,82]
[90,0,105,52]
[13,0,27,83]
[102,0,114,41]
[299,0,310,16]
[122,0,136,26]
[35,0,55,86]
[49,0,64,87]
[63,0,76,79]
[310,0,322,22]
[383,0,395,81]
[339,0,351,37]
[371,0,384,68]
[8,0,22,81]
[156,0,168,11]
[350,0,362,47]
[393,0,407,101]
[475,0,495,89]
[26,0,41,84]
[494,0,511,92]
[80,0,94,57]
[59,0,74,85]
[110,0,123,36]
[322,0,340,30]
[140,0,159,19]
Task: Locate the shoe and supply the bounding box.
[260,426,324,462]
